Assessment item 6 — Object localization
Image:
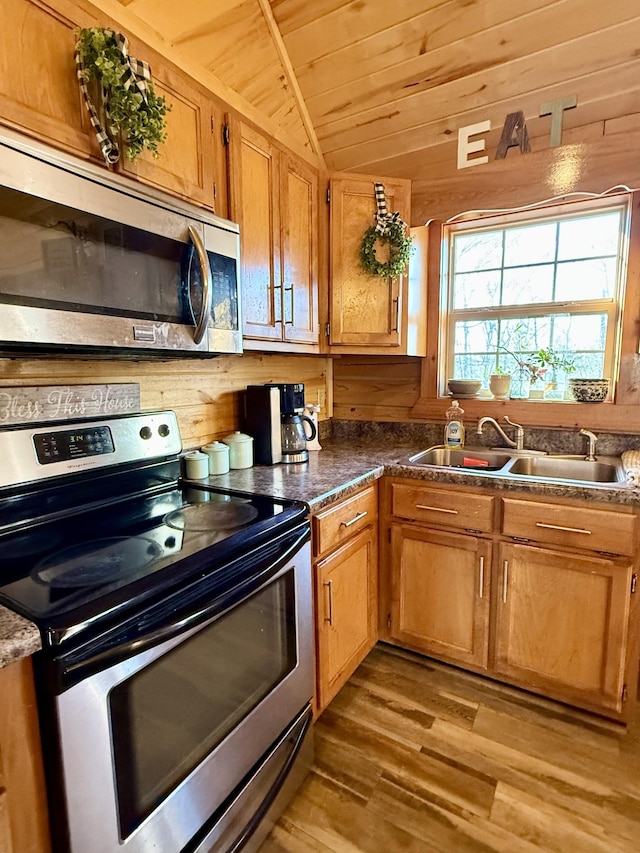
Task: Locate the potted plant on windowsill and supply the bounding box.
[498,345,575,400]
[489,367,512,400]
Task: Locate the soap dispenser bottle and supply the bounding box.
[444,400,465,448]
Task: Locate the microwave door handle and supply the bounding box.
[188,224,213,345]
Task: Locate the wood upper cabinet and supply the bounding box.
[494,542,634,714]
[0,659,51,853]
[328,173,426,354]
[280,153,319,345]
[229,120,319,350]
[116,51,220,211]
[230,121,282,341]
[0,0,99,159]
[313,484,378,713]
[390,524,491,669]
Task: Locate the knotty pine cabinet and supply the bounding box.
[381,478,640,722]
[1,0,226,213]
[0,658,51,853]
[327,174,426,355]
[229,120,319,351]
[312,484,378,713]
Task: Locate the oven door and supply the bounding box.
[44,531,312,853]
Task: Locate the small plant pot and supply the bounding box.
[489,374,511,399]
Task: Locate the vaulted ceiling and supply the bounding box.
[114,0,640,216]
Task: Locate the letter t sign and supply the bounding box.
[539,95,578,147]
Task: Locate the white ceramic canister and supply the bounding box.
[184,450,210,479]
[222,431,254,469]
[202,441,230,475]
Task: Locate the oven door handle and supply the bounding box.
[62,526,309,685]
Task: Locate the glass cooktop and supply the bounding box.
[0,482,306,640]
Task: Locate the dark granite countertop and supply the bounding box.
[3,435,640,668]
[195,437,640,509]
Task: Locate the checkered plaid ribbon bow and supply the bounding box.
[75,30,152,165]
[374,182,407,234]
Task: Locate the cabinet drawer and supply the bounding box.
[391,483,494,533]
[502,498,637,556]
[313,484,377,558]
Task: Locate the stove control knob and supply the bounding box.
[139,426,153,440]
[158,423,171,437]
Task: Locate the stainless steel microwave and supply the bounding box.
[0,129,242,358]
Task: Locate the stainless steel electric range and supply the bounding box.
[0,410,314,853]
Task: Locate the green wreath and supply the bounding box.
[359,221,413,278]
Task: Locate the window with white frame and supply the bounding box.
[443,197,629,399]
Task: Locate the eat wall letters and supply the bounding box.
[457,95,578,169]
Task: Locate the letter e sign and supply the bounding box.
[457,120,491,169]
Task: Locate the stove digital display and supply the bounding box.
[33,426,115,464]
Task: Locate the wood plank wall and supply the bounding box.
[0,353,332,449]
[333,356,421,423]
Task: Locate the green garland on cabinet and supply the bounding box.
[359,181,412,278]
[75,27,169,164]
[359,220,413,278]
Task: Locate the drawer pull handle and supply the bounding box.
[535,522,592,535]
[478,556,485,599]
[502,560,509,604]
[323,580,334,626]
[341,510,368,528]
[415,504,458,515]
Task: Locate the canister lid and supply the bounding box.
[202,441,228,453]
[222,431,253,445]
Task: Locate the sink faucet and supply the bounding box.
[477,416,525,451]
[579,428,598,461]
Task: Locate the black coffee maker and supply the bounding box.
[243,383,316,464]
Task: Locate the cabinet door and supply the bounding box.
[0,658,52,853]
[0,0,98,159]
[315,525,378,712]
[495,543,633,713]
[229,121,282,341]
[118,58,216,208]
[329,174,411,349]
[280,153,319,345]
[390,524,491,669]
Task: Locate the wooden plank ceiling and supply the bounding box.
[115,0,640,210]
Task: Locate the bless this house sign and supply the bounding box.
[457,95,578,169]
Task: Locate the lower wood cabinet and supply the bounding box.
[390,524,491,670]
[0,658,51,853]
[313,484,378,713]
[381,477,639,722]
[494,542,633,715]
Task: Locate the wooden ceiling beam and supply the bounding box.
[256,0,326,166]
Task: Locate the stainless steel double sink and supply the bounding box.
[406,446,629,487]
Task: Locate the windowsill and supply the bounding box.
[410,395,633,432]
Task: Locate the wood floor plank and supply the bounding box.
[490,782,636,853]
[260,644,640,853]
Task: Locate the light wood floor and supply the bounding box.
[260,643,640,852]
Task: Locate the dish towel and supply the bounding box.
[621,450,640,486]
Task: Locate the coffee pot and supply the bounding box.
[281,413,317,464]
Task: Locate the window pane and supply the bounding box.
[504,222,556,266]
[557,212,621,261]
[572,353,605,377]
[453,230,502,272]
[453,353,495,381]
[452,271,500,309]
[555,258,617,300]
[558,313,608,351]
[502,265,554,305]
[454,320,497,353]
